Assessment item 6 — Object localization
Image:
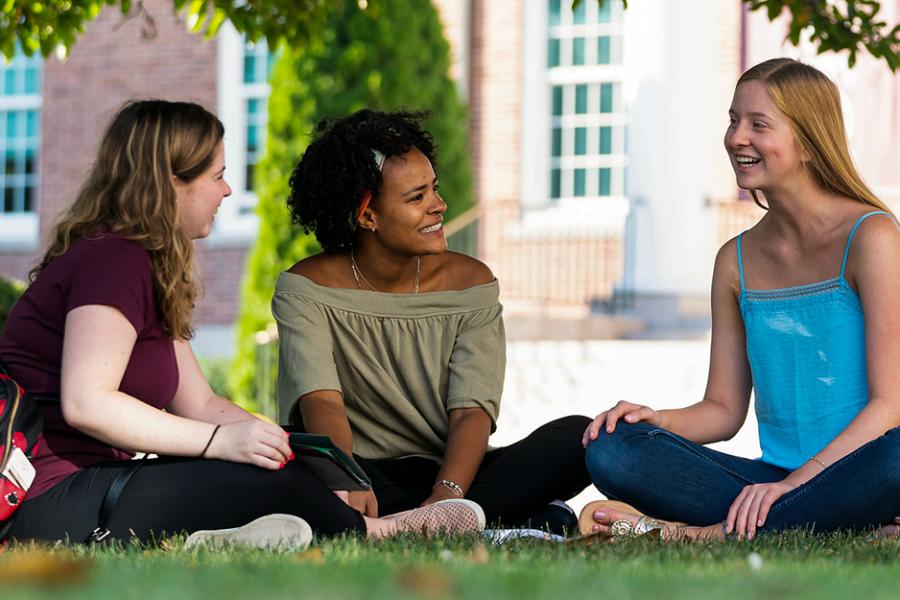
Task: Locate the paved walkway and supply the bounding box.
[493,339,761,515]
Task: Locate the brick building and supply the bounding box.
[1,0,898,352]
[0,2,263,353]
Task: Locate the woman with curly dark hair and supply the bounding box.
[275,109,591,532]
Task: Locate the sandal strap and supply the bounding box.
[634,515,665,536]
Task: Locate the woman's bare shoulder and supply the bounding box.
[439,252,496,290]
[287,253,350,287]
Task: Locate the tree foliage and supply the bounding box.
[0,276,24,333]
[3,1,897,70]
[0,0,329,59]
[745,0,899,70]
[227,0,473,409]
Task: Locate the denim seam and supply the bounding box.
[646,429,765,484]
[766,434,872,516]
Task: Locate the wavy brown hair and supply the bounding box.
[31,100,224,340]
[737,58,891,214]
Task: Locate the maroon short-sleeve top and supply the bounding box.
[0,235,179,497]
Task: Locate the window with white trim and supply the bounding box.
[0,46,41,247]
[212,24,274,243]
[547,0,625,202]
[241,38,273,208]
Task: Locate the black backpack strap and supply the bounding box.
[86,459,145,544]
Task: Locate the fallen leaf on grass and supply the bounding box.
[291,548,325,564]
[397,565,454,598]
[0,551,92,586]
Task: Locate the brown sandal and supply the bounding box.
[578,500,648,536]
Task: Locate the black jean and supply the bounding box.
[358,415,592,526]
[9,457,366,544]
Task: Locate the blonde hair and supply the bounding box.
[32,100,224,340]
[736,58,891,214]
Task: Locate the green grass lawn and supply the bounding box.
[1,532,897,599]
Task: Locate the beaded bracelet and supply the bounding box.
[433,479,464,497]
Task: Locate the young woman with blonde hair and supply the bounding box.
[0,100,484,546]
[581,58,899,541]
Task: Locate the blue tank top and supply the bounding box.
[738,211,892,470]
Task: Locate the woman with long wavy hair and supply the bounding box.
[580,58,899,542]
[0,100,484,547]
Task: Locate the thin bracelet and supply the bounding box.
[433,479,464,497]
[200,424,220,457]
[809,456,827,469]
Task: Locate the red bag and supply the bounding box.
[0,372,43,525]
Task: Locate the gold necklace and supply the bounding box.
[350,250,420,293]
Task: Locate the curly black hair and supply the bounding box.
[288,109,438,253]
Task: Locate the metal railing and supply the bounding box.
[445,205,479,257]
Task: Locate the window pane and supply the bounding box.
[551,127,562,157]
[574,127,587,155]
[3,187,12,212]
[549,0,562,26]
[599,126,612,154]
[600,83,613,113]
[26,110,38,137]
[247,125,258,153]
[24,149,35,174]
[599,168,612,196]
[10,110,21,138]
[573,1,586,24]
[243,55,256,84]
[574,169,586,196]
[575,84,588,114]
[598,0,612,22]
[552,86,563,116]
[23,184,33,212]
[548,39,560,68]
[597,37,611,65]
[572,38,585,66]
[24,67,39,94]
[246,163,256,193]
[551,168,561,199]
[3,70,14,95]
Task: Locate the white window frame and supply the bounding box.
[0,52,41,250]
[210,22,269,246]
[520,0,629,230]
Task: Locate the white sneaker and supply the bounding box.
[393,499,486,536]
[183,514,313,551]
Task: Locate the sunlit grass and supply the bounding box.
[1,531,897,599]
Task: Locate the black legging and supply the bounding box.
[9,458,366,544]
[359,415,592,526]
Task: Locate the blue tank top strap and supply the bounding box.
[736,232,747,291]
[839,211,891,280]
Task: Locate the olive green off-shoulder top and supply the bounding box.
[272,272,505,461]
